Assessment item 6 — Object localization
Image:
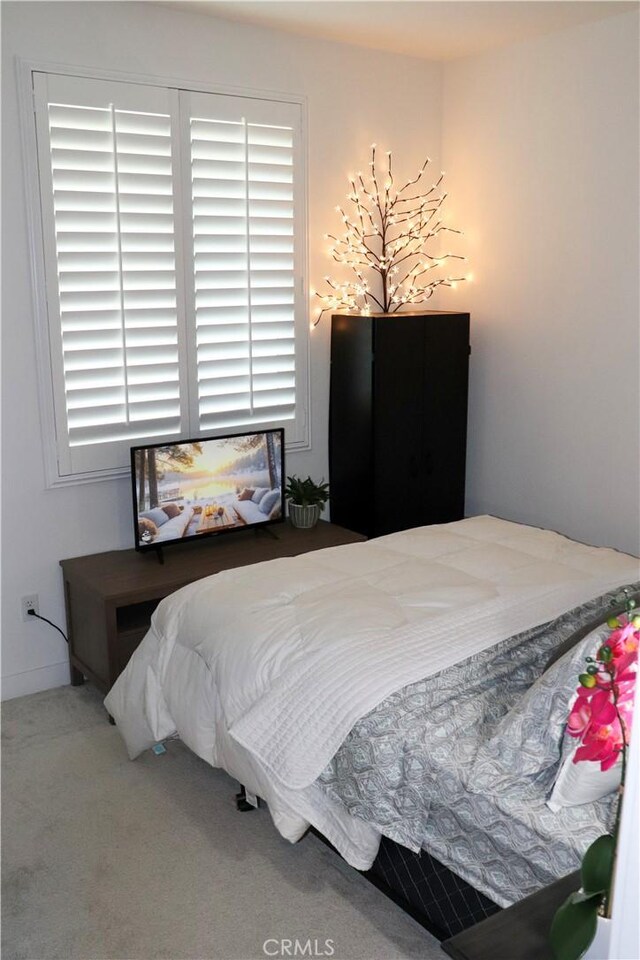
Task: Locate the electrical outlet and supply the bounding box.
[22,594,39,622]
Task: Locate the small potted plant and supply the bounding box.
[285,475,329,529]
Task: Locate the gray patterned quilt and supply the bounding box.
[316,584,637,907]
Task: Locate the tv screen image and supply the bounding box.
[131,429,284,550]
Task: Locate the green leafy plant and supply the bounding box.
[284,475,329,507]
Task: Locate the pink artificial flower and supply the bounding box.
[574,723,623,770]
[566,617,638,773]
[613,652,637,678]
[567,701,592,737]
[590,693,617,725]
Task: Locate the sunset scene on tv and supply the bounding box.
[133,431,283,547]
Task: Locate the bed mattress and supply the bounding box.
[106,516,639,880]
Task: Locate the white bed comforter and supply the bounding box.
[105,516,639,868]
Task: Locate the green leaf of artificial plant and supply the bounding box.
[550,893,599,960]
[581,834,615,897]
[568,889,604,905]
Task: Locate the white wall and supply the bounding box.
[1,1,441,698]
[442,11,640,557]
[441,27,640,951]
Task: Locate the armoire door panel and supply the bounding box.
[329,315,374,535]
[373,316,426,536]
[422,313,469,524]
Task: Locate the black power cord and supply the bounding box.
[27,608,69,644]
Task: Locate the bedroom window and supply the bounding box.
[184,92,299,435]
[30,70,308,484]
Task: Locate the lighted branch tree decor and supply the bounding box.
[313,145,469,326]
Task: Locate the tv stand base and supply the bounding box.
[254,525,279,541]
[70,664,85,686]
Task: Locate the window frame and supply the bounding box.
[18,58,310,488]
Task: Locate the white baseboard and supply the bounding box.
[1,660,70,701]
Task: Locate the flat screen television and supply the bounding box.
[131,428,284,553]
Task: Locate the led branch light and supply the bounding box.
[313,145,469,327]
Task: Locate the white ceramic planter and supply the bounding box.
[288,502,321,529]
[584,916,612,960]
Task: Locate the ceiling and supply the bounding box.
[160,0,637,61]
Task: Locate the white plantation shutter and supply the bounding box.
[182,91,305,443]
[33,73,186,476]
[31,71,307,483]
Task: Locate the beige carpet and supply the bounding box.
[1,684,443,960]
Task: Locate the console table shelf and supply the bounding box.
[61,521,365,693]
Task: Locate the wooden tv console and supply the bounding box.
[60,521,365,693]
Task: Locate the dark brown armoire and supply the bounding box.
[329,311,470,538]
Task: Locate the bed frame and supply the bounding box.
[312,829,500,941]
[236,787,500,941]
[362,836,501,940]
